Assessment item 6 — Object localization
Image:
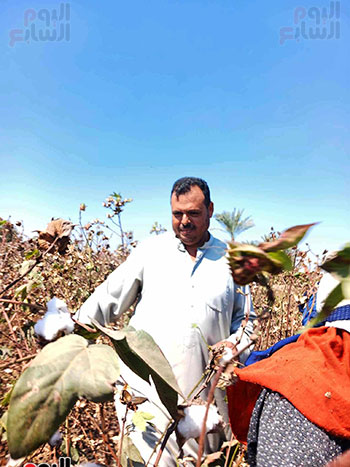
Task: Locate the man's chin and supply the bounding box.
[178,232,197,245]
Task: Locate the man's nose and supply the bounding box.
[181,214,190,225]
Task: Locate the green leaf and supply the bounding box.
[121,435,144,466]
[132,411,154,431]
[19,259,36,276]
[259,223,317,252]
[92,321,183,418]
[7,334,120,459]
[70,445,80,463]
[1,385,14,407]
[266,251,293,271]
[25,249,40,260]
[86,262,94,271]
[341,277,350,299]
[14,284,27,300]
[1,411,8,431]
[321,244,350,280]
[304,283,343,330]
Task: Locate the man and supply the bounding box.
[76,177,255,464]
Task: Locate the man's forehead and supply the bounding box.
[171,187,206,208]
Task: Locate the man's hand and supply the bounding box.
[211,340,238,365]
[209,340,239,389]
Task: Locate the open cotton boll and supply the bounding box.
[34,297,74,341]
[177,405,222,441]
[47,297,69,314]
[220,346,234,364]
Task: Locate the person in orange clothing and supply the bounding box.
[227,272,350,467]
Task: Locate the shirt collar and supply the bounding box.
[175,232,213,253]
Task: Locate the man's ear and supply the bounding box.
[208,202,214,218]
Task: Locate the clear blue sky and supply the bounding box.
[1,0,349,256]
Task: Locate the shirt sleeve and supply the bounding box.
[74,246,144,326]
[226,284,256,364]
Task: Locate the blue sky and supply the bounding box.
[1,0,349,256]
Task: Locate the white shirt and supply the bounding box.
[76,232,255,397]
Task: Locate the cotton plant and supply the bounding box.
[34,297,74,341]
[177,404,223,442]
[218,346,234,365]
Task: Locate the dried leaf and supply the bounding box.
[46,219,74,238]
[121,436,144,465]
[259,223,317,252]
[221,439,239,449]
[37,219,74,254]
[202,450,223,465]
[321,244,350,280]
[227,243,290,285]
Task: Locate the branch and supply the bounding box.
[0,298,46,311]
[153,420,178,467]
[0,236,60,297]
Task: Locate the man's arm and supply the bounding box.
[75,247,143,326]
[224,284,256,363]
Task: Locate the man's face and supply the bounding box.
[171,185,214,248]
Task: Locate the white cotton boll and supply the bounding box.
[5,457,25,467]
[47,297,69,314]
[177,405,222,441]
[34,297,74,341]
[220,346,234,364]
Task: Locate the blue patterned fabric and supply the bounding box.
[245,334,299,366]
[298,293,318,326]
[321,305,350,323]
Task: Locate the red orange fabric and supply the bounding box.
[227,327,350,443]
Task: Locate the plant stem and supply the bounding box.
[1,309,23,359]
[0,352,37,369]
[195,367,223,467]
[223,433,237,467]
[0,236,60,297]
[117,405,128,467]
[153,420,178,467]
[0,298,46,310]
[65,417,70,458]
[195,339,255,467]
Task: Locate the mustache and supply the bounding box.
[180,224,195,231]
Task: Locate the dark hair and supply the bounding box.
[171,177,211,208]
